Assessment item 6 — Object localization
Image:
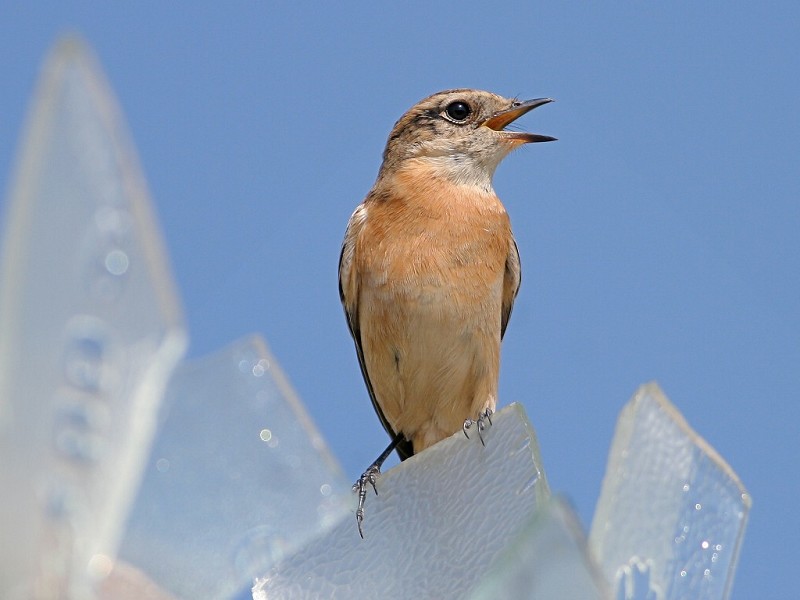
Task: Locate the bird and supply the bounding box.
[338,89,555,536]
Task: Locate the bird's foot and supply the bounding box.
[352,464,381,539]
[462,408,494,446]
[352,433,405,538]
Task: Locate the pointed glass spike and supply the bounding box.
[115,335,351,599]
[253,403,550,600]
[469,496,610,600]
[0,36,186,599]
[589,383,751,600]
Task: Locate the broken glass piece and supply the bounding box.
[253,403,549,600]
[469,496,610,600]
[0,36,186,599]
[589,383,751,600]
[117,335,351,599]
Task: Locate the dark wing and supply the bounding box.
[501,235,522,339]
[338,205,414,460]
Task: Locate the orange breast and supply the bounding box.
[354,163,511,450]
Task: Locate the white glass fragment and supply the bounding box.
[0,37,187,599]
[116,335,351,599]
[589,383,751,600]
[253,403,549,600]
[470,496,610,600]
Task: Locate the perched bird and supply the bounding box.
[339,89,554,536]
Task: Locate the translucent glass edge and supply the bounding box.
[98,328,189,558]
[1,34,186,360]
[588,381,752,600]
[721,498,750,600]
[0,34,190,596]
[636,382,750,505]
[469,496,610,600]
[253,402,550,599]
[247,334,348,480]
[71,34,186,331]
[507,401,551,494]
[115,333,350,599]
[0,37,72,377]
[590,382,751,544]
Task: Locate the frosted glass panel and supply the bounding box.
[470,497,609,600]
[253,403,549,599]
[116,335,351,599]
[0,37,186,599]
[589,383,751,600]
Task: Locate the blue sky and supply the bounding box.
[1,3,797,598]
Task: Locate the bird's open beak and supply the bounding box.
[483,97,556,143]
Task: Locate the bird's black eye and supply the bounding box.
[444,101,471,122]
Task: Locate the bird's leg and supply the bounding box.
[462,407,494,446]
[353,432,405,538]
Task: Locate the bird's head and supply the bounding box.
[379,89,555,189]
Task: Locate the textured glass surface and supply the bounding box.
[588,383,751,600]
[470,496,610,600]
[253,403,549,599]
[0,37,187,599]
[116,335,351,599]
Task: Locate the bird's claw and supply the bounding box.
[462,408,494,446]
[353,464,381,538]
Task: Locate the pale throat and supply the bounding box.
[405,151,508,193]
[387,158,509,220]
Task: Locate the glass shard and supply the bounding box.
[589,383,751,600]
[470,496,610,600]
[253,403,549,600]
[116,335,351,599]
[0,36,186,599]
